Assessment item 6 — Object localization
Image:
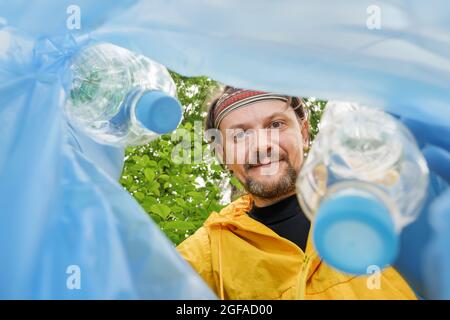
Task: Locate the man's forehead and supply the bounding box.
[219,100,290,130]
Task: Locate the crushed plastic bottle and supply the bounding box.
[65,42,183,146]
[296,101,429,275]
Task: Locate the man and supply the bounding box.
[177,86,416,300]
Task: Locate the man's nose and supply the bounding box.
[247,129,277,164]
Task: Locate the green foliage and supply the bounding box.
[305,98,327,141]
[120,73,326,246]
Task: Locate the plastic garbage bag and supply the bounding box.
[0,27,215,299]
[2,1,449,125]
[91,0,450,127]
[1,0,449,299]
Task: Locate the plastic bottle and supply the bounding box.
[296,101,429,274]
[65,43,182,146]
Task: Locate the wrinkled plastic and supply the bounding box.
[0,28,215,298]
[1,0,450,299]
[2,1,450,126]
[95,0,450,127]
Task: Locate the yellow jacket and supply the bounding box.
[177,195,417,300]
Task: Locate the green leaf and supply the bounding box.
[144,168,155,182]
[152,188,160,197]
[187,191,202,198]
[158,159,170,169]
[172,206,184,214]
[174,198,187,207]
[148,160,158,168]
[142,197,158,211]
[134,191,145,201]
[150,204,171,219]
[140,155,150,166]
[164,220,195,231]
[158,174,170,181]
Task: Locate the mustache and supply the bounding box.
[244,151,286,170]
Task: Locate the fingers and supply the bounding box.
[423,146,450,183]
[401,117,450,151]
[424,189,450,299]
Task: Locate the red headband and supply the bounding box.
[214,89,289,128]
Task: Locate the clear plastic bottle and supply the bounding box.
[65,43,182,146]
[296,101,429,275]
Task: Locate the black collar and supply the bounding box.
[248,194,301,225]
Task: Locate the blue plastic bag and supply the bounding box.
[0,27,215,299]
[3,1,450,126]
[1,0,449,299]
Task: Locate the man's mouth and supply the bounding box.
[246,159,283,171]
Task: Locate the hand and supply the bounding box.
[394,117,450,299]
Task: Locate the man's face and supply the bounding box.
[219,100,309,200]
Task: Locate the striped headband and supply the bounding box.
[213,89,289,129]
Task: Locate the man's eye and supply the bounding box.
[269,121,284,129]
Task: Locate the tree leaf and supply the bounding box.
[164,220,195,231]
[150,204,171,219]
[144,168,155,182]
[158,174,170,181]
[134,191,145,201]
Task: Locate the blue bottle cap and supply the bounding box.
[135,91,182,134]
[313,192,399,275]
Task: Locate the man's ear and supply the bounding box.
[301,120,310,147]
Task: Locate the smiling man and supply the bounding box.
[177,86,416,300]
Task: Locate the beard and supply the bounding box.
[244,160,298,200]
